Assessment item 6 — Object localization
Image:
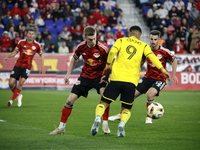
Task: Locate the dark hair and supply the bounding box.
[129,26,142,34]
[150,30,161,38]
[27,28,34,32]
[84,26,96,37]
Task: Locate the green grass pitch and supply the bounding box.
[0,90,200,150]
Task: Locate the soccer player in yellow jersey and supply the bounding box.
[91,26,171,137]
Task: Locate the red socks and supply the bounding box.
[60,107,72,123]
[102,106,110,121]
[11,87,21,101]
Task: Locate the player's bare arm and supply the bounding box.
[64,57,77,84]
[171,58,178,84]
[4,50,18,62]
[39,54,46,74]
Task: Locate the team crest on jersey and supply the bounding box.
[75,80,81,85]
[93,52,100,58]
[32,46,36,50]
[11,71,14,74]
[157,54,162,59]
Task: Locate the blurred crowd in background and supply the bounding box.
[0,0,200,54]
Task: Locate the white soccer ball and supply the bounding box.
[147,102,164,119]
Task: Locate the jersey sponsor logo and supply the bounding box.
[87,58,102,66]
[24,49,34,55]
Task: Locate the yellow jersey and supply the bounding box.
[107,36,164,86]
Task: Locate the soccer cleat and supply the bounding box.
[7,100,13,107]
[91,116,101,136]
[117,121,125,137]
[108,113,120,121]
[145,117,152,124]
[102,123,111,134]
[49,128,65,135]
[17,94,23,107]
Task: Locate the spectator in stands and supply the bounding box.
[178,5,187,18]
[8,26,16,40]
[44,34,55,52]
[164,0,174,11]
[87,14,96,26]
[26,19,37,30]
[165,34,175,51]
[23,11,34,26]
[186,27,194,52]
[21,2,29,18]
[194,14,200,27]
[172,16,181,30]
[163,15,174,27]
[157,4,168,19]
[113,3,123,18]
[71,24,83,44]
[168,6,178,19]
[60,0,68,8]
[69,0,79,12]
[58,41,69,53]
[55,35,64,48]
[117,12,127,29]
[174,0,185,10]
[66,34,76,52]
[94,20,105,33]
[187,0,194,12]
[41,27,51,40]
[7,46,14,53]
[34,14,45,27]
[10,3,22,20]
[115,26,125,39]
[75,12,84,25]
[5,18,17,32]
[0,31,12,52]
[192,37,200,54]
[0,2,8,17]
[92,7,101,18]
[176,26,187,42]
[194,0,200,11]
[62,4,74,21]
[44,3,53,20]
[181,18,189,30]
[48,43,58,53]
[153,0,162,9]
[104,27,115,46]
[38,0,47,14]
[30,0,39,13]
[103,3,112,17]
[89,0,100,11]
[16,21,25,32]
[184,12,194,28]
[48,0,59,10]
[97,11,108,27]
[173,37,187,54]
[19,25,27,39]
[60,26,71,41]
[35,33,45,48]
[190,27,200,53]
[189,5,199,20]
[108,11,117,28]
[80,0,90,12]
[151,14,162,30]
[81,16,88,29]
[147,4,159,27]
[12,32,22,49]
[52,3,62,21]
[33,26,40,39]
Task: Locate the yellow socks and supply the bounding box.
[120,109,131,123]
[95,103,106,117]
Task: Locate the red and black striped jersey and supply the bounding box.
[73,41,109,79]
[14,39,43,69]
[144,46,175,82]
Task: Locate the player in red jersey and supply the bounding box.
[108,30,178,123]
[50,26,111,135]
[4,28,45,107]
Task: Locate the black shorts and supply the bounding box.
[101,81,136,109]
[10,67,31,80]
[71,76,107,98]
[136,77,166,96]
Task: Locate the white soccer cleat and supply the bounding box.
[49,128,65,135]
[91,116,101,136]
[117,121,125,137]
[102,123,111,134]
[7,100,13,107]
[145,117,152,124]
[17,94,23,107]
[108,113,120,121]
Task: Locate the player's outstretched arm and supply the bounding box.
[64,57,77,85]
[4,50,18,62]
[171,58,178,84]
[39,54,46,74]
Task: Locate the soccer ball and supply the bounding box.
[147,102,164,119]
